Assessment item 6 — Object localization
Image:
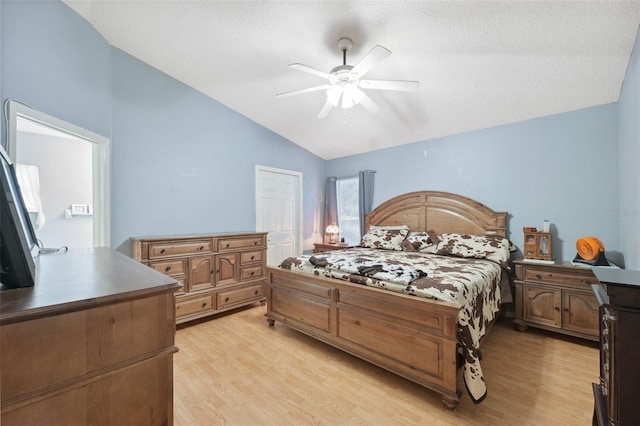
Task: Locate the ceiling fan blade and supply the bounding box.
[317,100,335,118]
[359,79,420,91]
[289,63,332,80]
[351,45,391,77]
[276,84,331,98]
[357,90,381,114]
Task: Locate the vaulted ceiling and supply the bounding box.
[63,1,640,159]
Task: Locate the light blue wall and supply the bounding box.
[618,25,640,270]
[1,1,325,256]
[1,0,112,139]
[327,104,621,264]
[111,48,325,253]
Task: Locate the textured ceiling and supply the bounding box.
[62,1,640,160]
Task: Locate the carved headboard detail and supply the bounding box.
[364,191,507,237]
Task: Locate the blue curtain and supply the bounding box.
[324,176,338,243]
[358,170,376,237]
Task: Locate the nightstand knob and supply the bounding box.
[555,307,560,312]
[535,274,542,280]
[583,279,591,284]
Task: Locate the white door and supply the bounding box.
[255,166,302,266]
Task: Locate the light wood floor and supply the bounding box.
[174,304,599,425]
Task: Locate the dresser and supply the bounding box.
[591,268,640,426]
[513,260,600,340]
[0,248,180,425]
[131,232,267,324]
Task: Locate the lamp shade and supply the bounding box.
[325,225,340,234]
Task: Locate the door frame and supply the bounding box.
[5,100,111,247]
[255,165,303,258]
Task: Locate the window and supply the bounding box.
[336,176,359,245]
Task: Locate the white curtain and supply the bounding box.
[16,163,45,229]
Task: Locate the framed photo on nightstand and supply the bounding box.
[523,229,552,261]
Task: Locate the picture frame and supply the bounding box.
[523,230,552,261]
[71,204,88,215]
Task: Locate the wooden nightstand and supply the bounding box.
[313,243,354,253]
[513,260,599,341]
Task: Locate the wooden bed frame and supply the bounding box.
[264,191,507,409]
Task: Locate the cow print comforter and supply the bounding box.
[279,247,507,403]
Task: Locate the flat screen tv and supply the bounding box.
[0,144,39,288]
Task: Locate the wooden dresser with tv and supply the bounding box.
[0,248,180,425]
[591,268,640,426]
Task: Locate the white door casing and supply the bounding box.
[255,166,302,266]
[5,100,111,247]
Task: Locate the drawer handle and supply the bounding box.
[254,290,259,295]
[165,266,172,272]
[199,246,204,251]
[535,274,542,279]
[254,241,257,245]
[583,279,591,284]
[202,302,208,308]
[250,271,255,276]
[226,243,230,248]
[225,297,230,302]
[554,307,560,312]
[251,255,255,260]
[564,308,569,312]
[160,249,166,254]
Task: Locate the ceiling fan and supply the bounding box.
[277,38,420,118]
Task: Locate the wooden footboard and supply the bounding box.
[264,266,462,409]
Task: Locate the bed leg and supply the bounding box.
[442,393,460,411]
[266,318,275,327]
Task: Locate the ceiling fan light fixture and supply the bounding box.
[345,84,364,105]
[326,87,342,107]
[279,37,419,118]
[341,93,355,109]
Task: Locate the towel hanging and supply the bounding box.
[16,163,45,229]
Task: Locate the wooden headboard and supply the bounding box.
[364,191,507,237]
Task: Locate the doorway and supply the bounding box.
[5,100,110,248]
[255,166,302,266]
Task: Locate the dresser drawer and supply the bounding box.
[149,259,186,276]
[217,237,264,251]
[217,284,264,309]
[241,250,263,264]
[523,268,596,286]
[176,295,214,318]
[241,265,264,281]
[149,240,212,259]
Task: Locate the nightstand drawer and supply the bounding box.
[523,268,596,286]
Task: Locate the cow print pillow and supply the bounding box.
[437,233,510,266]
[401,230,441,254]
[360,225,410,251]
